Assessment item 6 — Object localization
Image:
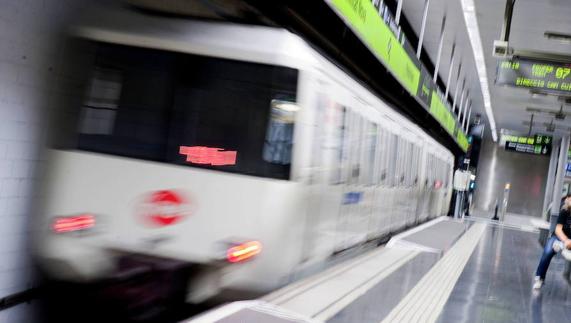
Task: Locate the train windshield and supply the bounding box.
[71,43,298,180]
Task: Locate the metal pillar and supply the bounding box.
[444,44,456,99]
[395,0,404,25]
[461,91,469,127]
[550,136,570,232]
[543,140,561,220]
[433,16,446,83]
[500,183,511,222]
[452,83,460,115]
[458,86,466,120]
[464,104,472,133]
[454,191,464,219]
[500,0,517,42]
[416,0,430,59]
[452,72,463,115]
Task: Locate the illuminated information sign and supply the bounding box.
[505,141,550,155]
[502,134,552,146]
[503,133,552,156]
[496,58,571,95]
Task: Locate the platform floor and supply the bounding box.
[188,217,571,323]
[436,224,571,323]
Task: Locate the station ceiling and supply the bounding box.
[402,0,571,140]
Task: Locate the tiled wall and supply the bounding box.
[0,0,91,320]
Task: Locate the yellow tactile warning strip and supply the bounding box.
[380,222,487,323]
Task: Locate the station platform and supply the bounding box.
[187,216,571,323]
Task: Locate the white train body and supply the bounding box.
[35,6,454,302]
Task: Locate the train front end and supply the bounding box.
[34,36,306,303]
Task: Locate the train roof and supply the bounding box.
[72,4,318,71]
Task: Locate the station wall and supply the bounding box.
[0,0,91,320]
[472,139,550,217]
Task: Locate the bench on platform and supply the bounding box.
[531,218,551,246]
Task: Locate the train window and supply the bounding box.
[417,147,421,185]
[365,122,378,186]
[372,125,383,185]
[351,113,363,185]
[263,100,297,165]
[314,95,346,185]
[386,132,398,187]
[444,162,450,187]
[339,108,353,184]
[377,128,387,185]
[401,140,408,186]
[73,43,298,180]
[411,144,418,187]
[405,141,413,187]
[332,105,347,184]
[410,143,416,187]
[387,134,398,187]
[397,138,406,187]
[308,95,325,185]
[438,161,442,188]
[79,67,122,135]
[429,156,433,187]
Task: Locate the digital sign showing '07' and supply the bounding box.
[496,58,571,95]
[179,146,237,166]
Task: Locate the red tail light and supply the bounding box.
[226,241,262,263]
[53,214,95,233]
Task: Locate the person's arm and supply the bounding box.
[555,224,571,249]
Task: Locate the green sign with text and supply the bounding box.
[326,0,469,152]
[496,58,571,95]
[327,0,421,94]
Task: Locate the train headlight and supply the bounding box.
[226,240,262,263]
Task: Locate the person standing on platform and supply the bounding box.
[533,193,571,289]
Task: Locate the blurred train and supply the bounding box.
[34,4,454,312]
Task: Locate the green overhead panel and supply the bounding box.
[326,0,420,94]
[326,0,469,153]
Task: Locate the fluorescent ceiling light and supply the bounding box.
[460,0,498,142]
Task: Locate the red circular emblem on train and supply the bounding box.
[142,190,190,226]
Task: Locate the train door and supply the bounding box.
[301,93,346,261]
[407,143,420,226]
[362,121,380,240]
[367,126,387,239]
[417,148,431,222]
[403,140,415,226]
[377,128,395,236]
[394,137,409,229]
[334,109,367,251]
[386,133,400,232]
[434,159,446,216]
[427,154,439,217]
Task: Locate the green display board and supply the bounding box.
[327,0,420,94]
[501,134,552,146]
[502,133,552,156]
[497,58,571,95]
[326,0,469,152]
[505,141,550,156]
[429,91,469,151]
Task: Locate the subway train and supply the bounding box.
[34,4,454,311]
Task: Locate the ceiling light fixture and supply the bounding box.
[460,0,498,142]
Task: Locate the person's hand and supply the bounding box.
[565,240,571,250]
